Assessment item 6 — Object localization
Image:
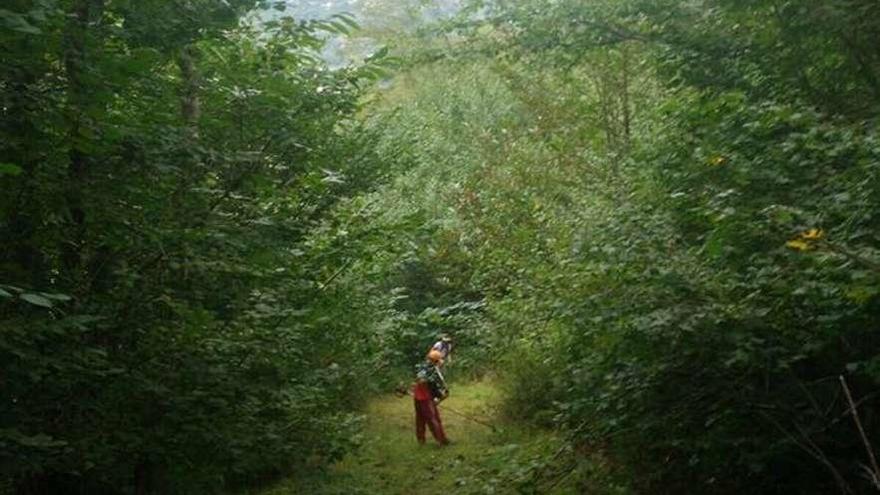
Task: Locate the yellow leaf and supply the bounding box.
[802,228,824,240]
[709,156,726,166]
[786,239,811,251]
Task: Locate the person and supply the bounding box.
[430,334,453,366]
[413,349,450,446]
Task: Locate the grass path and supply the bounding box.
[259,381,578,494]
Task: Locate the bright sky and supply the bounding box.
[280,0,461,22]
[281,0,362,19]
[261,0,460,67]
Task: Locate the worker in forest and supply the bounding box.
[430,333,454,367]
[413,349,450,446]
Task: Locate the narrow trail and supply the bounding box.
[258,381,576,495]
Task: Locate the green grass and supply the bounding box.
[255,381,580,494]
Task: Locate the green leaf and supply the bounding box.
[20,293,53,308]
[332,13,359,30]
[0,11,41,35]
[17,433,67,448]
[326,21,351,34]
[366,46,390,62]
[0,162,22,176]
[40,292,72,302]
[204,45,228,64]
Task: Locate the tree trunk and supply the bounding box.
[177,44,201,141]
[61,0,104,290]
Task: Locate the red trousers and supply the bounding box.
[414,398,448,445]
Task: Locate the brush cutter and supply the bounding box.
[394,385,499,433]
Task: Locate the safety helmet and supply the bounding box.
[427,349,444,363]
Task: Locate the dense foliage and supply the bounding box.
[3,0,880,494]
[1,2,396,493]
[340,0,880,493]
[371,1,879,493]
